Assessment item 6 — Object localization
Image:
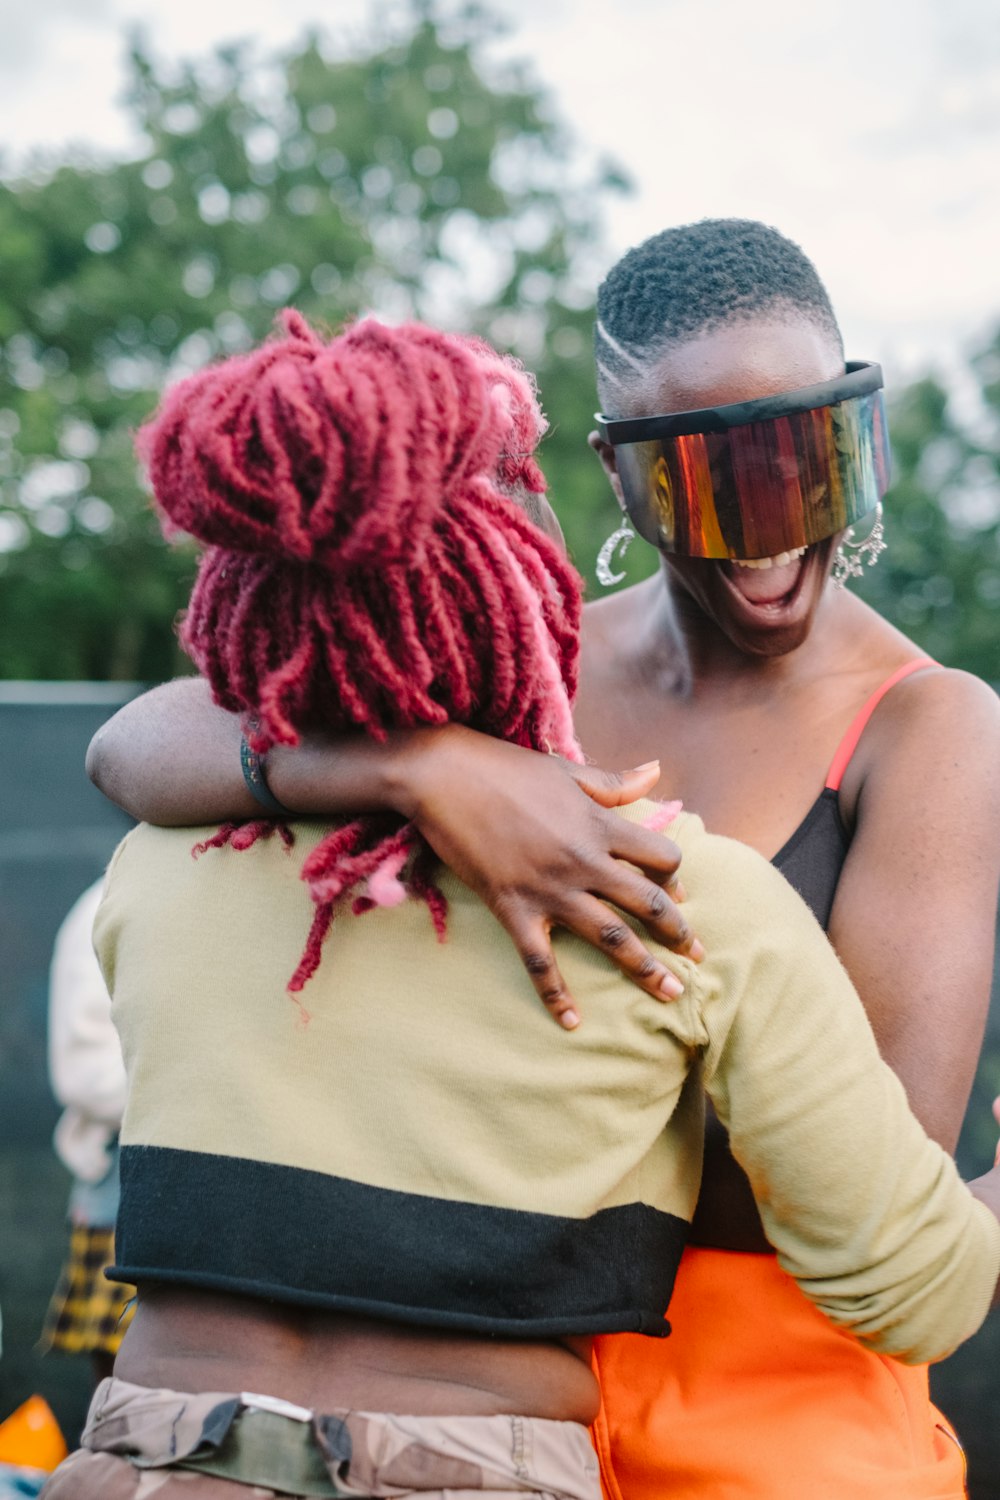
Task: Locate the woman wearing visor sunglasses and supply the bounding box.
[580,224,1000,1500]
[88,221,1000,1498]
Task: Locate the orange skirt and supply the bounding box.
[591,1247,967,1500]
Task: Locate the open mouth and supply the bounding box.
[723,547,809,609]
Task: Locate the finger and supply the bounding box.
[565,759,661,809]
[605,819,684,884]
[496,905,582,1030]
[587,862,702,960]
[562,893,688,1002]
[993,1096,1000,1127]
[599,821,702,957]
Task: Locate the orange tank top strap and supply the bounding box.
[825,658,937,792]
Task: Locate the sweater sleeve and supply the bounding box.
[682,828,1000,1365]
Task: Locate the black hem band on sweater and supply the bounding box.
[111,1144,686,1338]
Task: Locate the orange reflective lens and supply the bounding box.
[598,363,890,560]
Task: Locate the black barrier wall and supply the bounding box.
[0,684,136,1444]
[0,684,997,1490]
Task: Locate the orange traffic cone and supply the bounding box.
[0,1396,67,1473]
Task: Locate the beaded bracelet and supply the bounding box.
[240,720,291,817]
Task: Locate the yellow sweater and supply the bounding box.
[95,805,1000,1362]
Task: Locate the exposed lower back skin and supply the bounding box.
[114,1288,600,1422]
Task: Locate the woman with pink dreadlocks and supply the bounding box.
[46,313,1000,1500]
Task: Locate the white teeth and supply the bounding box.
[732,546,807,569]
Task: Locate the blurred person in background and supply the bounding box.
[40,882,135,1388]
[0,885,123,1497]
[43,311,1000,1500]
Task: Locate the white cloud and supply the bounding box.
[0,0,997,378]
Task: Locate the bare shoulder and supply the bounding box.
[847,662,1000,835]
[844,596,998,739]
[868,663,1000,760]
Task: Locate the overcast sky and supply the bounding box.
[1,0,998,384]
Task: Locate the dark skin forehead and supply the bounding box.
[625,317,845,418]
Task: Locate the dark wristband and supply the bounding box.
[240,723,292,817]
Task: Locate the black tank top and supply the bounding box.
[690,659,938,1256]
[771,788,848,930]
[770,660,934,929]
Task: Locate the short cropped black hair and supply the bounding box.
[595,218,842,406]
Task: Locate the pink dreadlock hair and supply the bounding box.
[138,311,583,992]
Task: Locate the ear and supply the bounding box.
[588,431,626,509]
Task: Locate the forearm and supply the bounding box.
[268,726,445,823]
[86,676,443,826]
[88,682,695,1017]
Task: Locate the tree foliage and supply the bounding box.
[0,3,997,683]
[0,3,626,680]
[862,344,1000,683]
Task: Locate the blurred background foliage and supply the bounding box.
[0,0,627,679]
[0,0,997,683]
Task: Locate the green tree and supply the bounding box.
[0,3,627,680]
[1,4,998,682]
[860,341,1000,683]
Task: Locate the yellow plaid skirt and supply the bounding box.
[40,1225,135,1357]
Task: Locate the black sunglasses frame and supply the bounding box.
[595,361,884,447]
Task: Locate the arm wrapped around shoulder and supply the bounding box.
[682,829,1000,1365]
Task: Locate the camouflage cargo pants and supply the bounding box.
[40,1377,601,1500]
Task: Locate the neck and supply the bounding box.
[656,561,847,694]
[613,574,695,697]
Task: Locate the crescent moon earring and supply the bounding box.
[596,519,635,587]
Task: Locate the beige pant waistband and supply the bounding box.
[73,1375,601,1499]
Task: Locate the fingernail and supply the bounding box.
[688,938,705,963]
[660,971,684,999]
[672,880,688,902]
[632,761,660,774]
[561,1008,581,1029]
